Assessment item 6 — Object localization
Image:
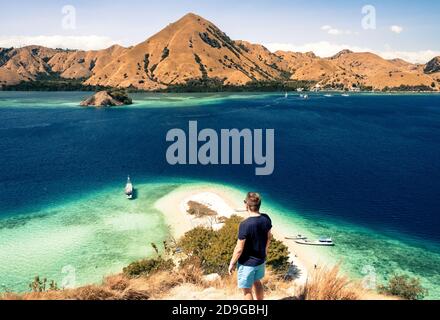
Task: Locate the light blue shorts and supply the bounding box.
[237,263,266,289]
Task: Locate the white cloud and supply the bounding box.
[0,35,120,51]
[390,25,403,34]
[320,25,357,36]
[265,42,439,64]
[380,50,440,64]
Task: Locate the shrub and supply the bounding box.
[179,226,217,257]
[202,216,243,274]
[161,47,170,61]
[107,89,133,105]
[178,215,290,276]
[379,274,428,300]
[266,238,290,275]
[199,32,222,49]
[123,257,175,278]
[29,276,58,292]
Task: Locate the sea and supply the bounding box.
[0,91,439,298]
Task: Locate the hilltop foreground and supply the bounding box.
[1,13,439,92]
[1,186,393,301]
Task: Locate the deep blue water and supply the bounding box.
[1,92,440,247]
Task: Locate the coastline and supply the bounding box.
[154,183,326,286]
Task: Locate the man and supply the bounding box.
[228,192,272,300]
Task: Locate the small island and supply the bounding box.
[80,90,133,107]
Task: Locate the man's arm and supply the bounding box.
[229,239,246,275]
[266,230,272,255]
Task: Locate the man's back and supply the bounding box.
[238,214,272,267]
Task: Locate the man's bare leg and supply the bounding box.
[253,280,264,300]
[243,288,254,300]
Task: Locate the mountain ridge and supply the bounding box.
[1,13,439,91]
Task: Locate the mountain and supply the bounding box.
[1,13,439,91]
[84,13,288,90]
[424,57,440,74]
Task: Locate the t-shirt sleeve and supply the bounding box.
[266,215,273,231]
[238,222,248,240]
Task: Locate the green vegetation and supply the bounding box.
[29,276,58,292]
[123,242,174,278]
[143,54,150,74]
[0,47,14,67]
[379,274,428,300]
[382,85,434,92]
[1,72,109,91]
[123,257,175,278]
[161,47,170,61]
[237,43,250,53]
[194,54,208,79]
[199,32,222,49]
[107,89,133,105]
[178,215,290,276]
[163,77,315,93]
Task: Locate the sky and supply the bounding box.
[1,0,439,63]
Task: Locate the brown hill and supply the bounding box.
[1,13,439,91]
[84,13,286,90]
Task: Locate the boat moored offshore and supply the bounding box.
[295,237,335,246]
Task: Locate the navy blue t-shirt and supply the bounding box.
[238,214,272,267]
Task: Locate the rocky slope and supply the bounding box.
[1,13,439,91]
[80,90,132,107]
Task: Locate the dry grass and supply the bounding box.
[1,263,392,301]
[297,265,362,300]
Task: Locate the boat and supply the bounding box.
[125,176,134,200]
[341,93,350,97]
[303,94,309,99]
[324,94,333,97]
[295,237,335,246]
[285,92,288,98]
[285,235,308,241]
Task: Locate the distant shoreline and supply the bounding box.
[1,87,439,94]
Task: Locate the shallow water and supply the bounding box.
[0,91,439,297]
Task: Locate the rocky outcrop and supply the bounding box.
[424,57,440,74]
[80,90,132,107]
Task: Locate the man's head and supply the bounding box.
[245,192,262,213]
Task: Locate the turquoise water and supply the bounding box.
[0,182,176,291]
[0,91,439,298]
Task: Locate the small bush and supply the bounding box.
[123,257,175,278]
[266,238,290,275]
[178,215,290,276]
[29,276,58,292]
[107,89,132,105]
[379,274,428,300]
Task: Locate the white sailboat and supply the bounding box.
[125,176,134,200]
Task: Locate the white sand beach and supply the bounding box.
[154,184,334,286]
